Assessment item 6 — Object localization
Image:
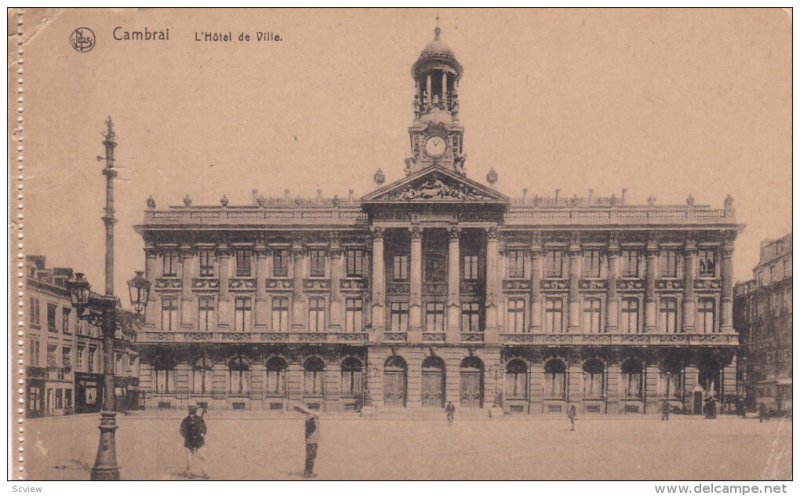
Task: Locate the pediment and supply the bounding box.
[362,166,508,204]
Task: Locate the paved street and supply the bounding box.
[24,412,791,480]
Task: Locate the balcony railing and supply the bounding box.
[500,333,739,346]
[504,205,736,226]
[144,205,368,226]
[421,332,446,342]
[138,331,368,344]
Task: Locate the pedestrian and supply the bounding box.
[568,404,577,431]
[445,401,455,426]
[179,402,209,479]
[661,400,670,421]
[303,408,320,478]
[758,403,768,423]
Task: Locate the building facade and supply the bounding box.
[25,256,140,417]
[734,233,792,415]
[135,27,742,415]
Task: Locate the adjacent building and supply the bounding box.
[134,26,743,415]
[734,233,792,414]
[25,256,140,417]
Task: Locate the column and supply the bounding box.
[180,244,195,327]
[291,241,306,331]
[426,74,432,107]
[682,240,697,332]
[371,227,385,339]
[441,72,448,106]
[144,244,158,326]
[567,238,581,333]
[446,225,461,342]
[720,238,735,333]
[254,242,269,328]
[605,240,619,332]
[529,235,543,332]
[329,240,343,332]
[645,239,658,333]
[485,227,500,341]
[217,243,231,328]
[408,225,423,342]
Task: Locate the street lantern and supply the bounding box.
[127,270,150,315]
[67,272,91,314]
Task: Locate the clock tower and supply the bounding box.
[406,21,466,176]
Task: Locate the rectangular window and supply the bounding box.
[88,347,96,373]
[390,302,409,332]
[544,250,563,278]
[345,298,363,332]
[507,250,527,279]
[77,346,84,370]
[61,347,71,375]
[345,249,365,277]
[198,296,216,331]
[47,303,57,332]
[463,255,479,281]
[308,297,325,332]
[272,249,289,277]
[507,298,525,334]
[583,298,602,333]
[236,249,252,277]
[621,250,639,278]
[55,389,63,409]
[393,255,409,281]
[234,297,252,332]
[660,250,678,278]
[162,251,178,277]
[461,302,481,332]
[65,389,72,409]
[271,297,289,332]
[115,353,122,375]
[545,298,563,334]
[425,302,445,332]
[199,250,215,277]
[583,250,602,278]
[659,298,678,333]
[620,298,640,333]
[62,308,71,334]
[29,297,40,326]
[29,338,39,367]
[309,249,326,278]
[698,250,716,277]
[161,297,178,331]
[698,298,716,333]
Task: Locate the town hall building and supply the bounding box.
[134,26,742,415]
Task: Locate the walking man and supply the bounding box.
[303,408,320,478]
[445,401,455,426]
[179,403,209,479]
[568,404,577,431]
[758,403,768,423]
[661,400,671,421]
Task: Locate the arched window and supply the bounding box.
[265,356,288,396]
[304,357,325,396]
[621,359,643,399]
[192,356,213,395]
[341,357,363,397]
[153,355,176,394]
[698,357,721,398]
[660,361,682,400]
[583,359,605,398]
[228,356,251,396]
[505,359,528,400]
[544,359,566,400]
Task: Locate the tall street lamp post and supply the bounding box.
[66,118,151,480]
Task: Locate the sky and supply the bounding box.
[20,8,791,300]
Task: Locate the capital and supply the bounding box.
[371,226,384,241]
[216,243,230,257]
[448,225,461,241]
[646,239,659,255]
[410,224,423,240]
[179,243,193,259]
[684,239,698,254]
[254,242,268,256]
[486,226,499,241]
[291,240,305,258]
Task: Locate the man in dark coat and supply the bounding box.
[661,400,671,421]
[303,409,320,478]
[445,401,455,425]
[180,403,208,479]
[568,404,577,431]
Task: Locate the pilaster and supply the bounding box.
[446,225,461,342]
[645,239,658,333]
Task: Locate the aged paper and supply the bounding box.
[9,7,792,484]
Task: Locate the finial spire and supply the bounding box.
[434,15,441,39]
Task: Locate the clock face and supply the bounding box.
[424,136,447,158]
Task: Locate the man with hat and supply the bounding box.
[293,403,320,478]
[180,402,209,479]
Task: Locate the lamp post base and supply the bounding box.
[91,410,120,480]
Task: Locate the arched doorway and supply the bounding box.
[341,357,364,399]
[459,357,483,408]
[422,356,446,407]
[384,356,407,407]
[505,359,528,401]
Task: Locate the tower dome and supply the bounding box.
[412,24,463,81]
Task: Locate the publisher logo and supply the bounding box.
[70,27,95,53]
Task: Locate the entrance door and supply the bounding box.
[384,371,406,406]
[422,370,444,407]
[460,371,482,407]
[693,391,703,415]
